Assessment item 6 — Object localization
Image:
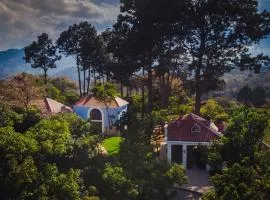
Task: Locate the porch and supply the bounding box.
[167,142,210,169]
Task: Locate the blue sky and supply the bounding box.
[252,0,270,54]
[0,0,270,56]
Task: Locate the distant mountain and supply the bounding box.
[0,48,75,80]
[0,48,36,79]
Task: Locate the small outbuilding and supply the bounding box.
[73,94,128,134]
[165,113,222,169]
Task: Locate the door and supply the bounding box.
[171,145,183,163]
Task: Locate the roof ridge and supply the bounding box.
[44,98,52,112]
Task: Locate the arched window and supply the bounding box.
[90,109,102,121]
[191,123,201,134]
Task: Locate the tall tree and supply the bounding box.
[115,0,161,112]
[115,0,189,112]
[57,22,97,97]
[24,33,60,84]
[179,0,270,114]
[103,28,139,98]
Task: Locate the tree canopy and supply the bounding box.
[24,33,60,84]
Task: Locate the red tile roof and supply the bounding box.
[75,94,128,108]
[30,98,72,116]
[167,113,222,142]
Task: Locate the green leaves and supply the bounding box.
[200,99,229,122]
[205,108,270,200]
[164,164,187,186]
[92,82,117,107]
[0,110,104,199]
[102,163,138,199]
[26,119,73,156]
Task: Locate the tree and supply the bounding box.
[57,22,97,96]
[102,163,138,199]
[114,0,162,112]
[203,157,270,200]
[24,33,60,84]
[92,82,117,132]
[180,0,270,114]
[237,85,254,105]
[205,108,270,199]
[237,85,267,107]
[200,99,228,122]
[0,112,103,199]
[252,86,266,107]
[12,73,41,109]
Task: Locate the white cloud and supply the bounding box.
[0,0,120,50]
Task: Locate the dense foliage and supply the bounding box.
[204,108,270,199]
[0,103,187,199]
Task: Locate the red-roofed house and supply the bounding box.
[165,113,222,169]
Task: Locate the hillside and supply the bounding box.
[0,48,76,80]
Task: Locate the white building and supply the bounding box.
[73,94,128,134]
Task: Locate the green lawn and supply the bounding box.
[102,136,124,156]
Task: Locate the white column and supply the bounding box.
[182,144,187,168]
[167,143,172,163]
[164,122,168,142]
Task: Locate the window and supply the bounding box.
[90,109,102,121]
[191,123,201,134]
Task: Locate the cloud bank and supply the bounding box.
[0,0,120,50]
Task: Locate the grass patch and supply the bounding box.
[102,136,124,156]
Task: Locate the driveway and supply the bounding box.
[170,168,213,199]
[182,168,213,193]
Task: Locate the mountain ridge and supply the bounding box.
[0,48,75,80]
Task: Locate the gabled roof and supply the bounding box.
[167,113,222,142]
[75,94,128,108]
[30,98,72,116]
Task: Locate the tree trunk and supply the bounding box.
[43,68,48,85]
[194,88,201,115]
[83,67,86,96]
[120,82,123,97]
[87,68,91,95]
[126,86,130,97]
[165,71,170,108]
[76,56,82,97]
[195,24,206,115]
[194,63,202,115]
[160,75,165,108]
[106,106,110,133]
[147,58,153,113]
[141,67,145,118]
[94,70,97,86]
